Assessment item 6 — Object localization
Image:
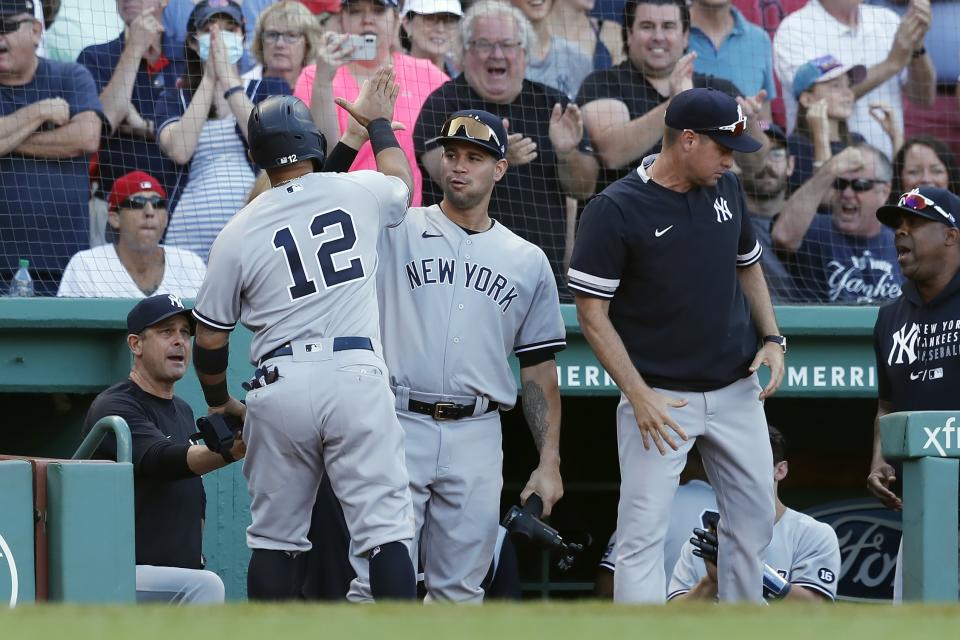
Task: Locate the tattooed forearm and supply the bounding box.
[522,378,549,452]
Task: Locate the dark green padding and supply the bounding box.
[0,460,35,606]
[45,462,135,603]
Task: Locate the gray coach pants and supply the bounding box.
[613,373,774,603]
[135,565,225,604]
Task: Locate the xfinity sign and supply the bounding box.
[923,417,958,457]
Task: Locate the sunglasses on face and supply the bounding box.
[120,194,167,210]
[834,177,883,193]
[0,17,34,35]
[441,116,501,148]
[900,189,957,226]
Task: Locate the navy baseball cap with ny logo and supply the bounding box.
[665,88,762,154]
[127,294,196,335]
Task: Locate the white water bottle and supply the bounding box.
[8,259,34,297]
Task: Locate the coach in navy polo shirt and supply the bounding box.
[867,185,960,600]
[0,0,104,295]
[569,88,785,604]
[77,0,186,226]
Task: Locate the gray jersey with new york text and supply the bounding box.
[376,205,566,409]
[193,171,409,363]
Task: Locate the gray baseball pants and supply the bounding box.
[614,373,774,603]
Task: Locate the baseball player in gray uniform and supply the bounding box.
[670,426,841,602]
[190,70,419,601]
[348,109,566,603]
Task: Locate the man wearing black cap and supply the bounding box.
[0,0,104,294]
[82,294,244,604]
[868,186,960,600]
[345,108,565,603]
[569,87,785,603]
[741,122,805,303]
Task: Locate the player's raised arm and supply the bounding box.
[335,67,414,202]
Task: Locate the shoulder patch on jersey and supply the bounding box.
[817,568,836,584]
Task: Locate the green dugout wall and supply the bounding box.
[0,299,884,599]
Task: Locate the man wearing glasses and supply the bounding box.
[58,171,206,298]
[78,0,186,248]
[570,88,785,603]
[0,0,104,295]
[348,109,565,603]
[771,142,903,303]
[413,0,598,300]
[868,185,960,600]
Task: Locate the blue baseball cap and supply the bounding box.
[341,0,400,7]
[877,186,960,230]
[664,88,762,153]
[428,109,507,160]
[127,294,196,335]
[187,0,245,34]
[792,55,866,100]
[0,0,33,18]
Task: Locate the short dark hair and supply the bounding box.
[769,425,787,464]
[622,0,690,55]
[662,125,680,148]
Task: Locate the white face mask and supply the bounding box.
[196,30,245,65]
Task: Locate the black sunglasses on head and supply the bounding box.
[834,177,884,193]
[120,194,167,210]
[0,17,34,35]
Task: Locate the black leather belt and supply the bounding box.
[407,398,500,421]
[259,337,373,364]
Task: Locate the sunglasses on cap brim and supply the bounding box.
[693,114,747,137]
[900,189,958,226]
[441,116,501,148]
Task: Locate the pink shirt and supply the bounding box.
[294,53,449,207]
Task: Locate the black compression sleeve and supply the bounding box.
[137,441,195,480]
[324,142,360,172]
[518,349,557,368]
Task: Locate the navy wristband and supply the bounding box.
[367,118,400,155]
[223,85,244,101]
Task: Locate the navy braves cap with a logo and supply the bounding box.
[0,0,34,17]
[428,109,508,160]
[877,186,960,230]
[665,88,762,154]
[759,120,788,147]
[127,294,196,335]
[188,0,245,33]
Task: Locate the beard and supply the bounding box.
[743,169,787,200]
[443,184,486,210]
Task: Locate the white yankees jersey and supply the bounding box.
[668,508,841,601]
[193,171,409,362]
[376,205,566,408]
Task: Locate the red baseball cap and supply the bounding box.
[109,171,166,210]
[298,0,341,14]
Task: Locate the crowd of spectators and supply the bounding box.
[1,0,958,303]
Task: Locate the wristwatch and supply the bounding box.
[763,335,787,353]
[912,47,927,60]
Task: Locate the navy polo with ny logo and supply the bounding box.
[568,155,762,391]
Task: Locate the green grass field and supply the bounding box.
[3,603,960,639]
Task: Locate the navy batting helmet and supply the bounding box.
[248,95,327,171]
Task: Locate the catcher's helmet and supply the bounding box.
[248,95,327,171]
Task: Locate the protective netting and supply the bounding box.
[0,0,955,302]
